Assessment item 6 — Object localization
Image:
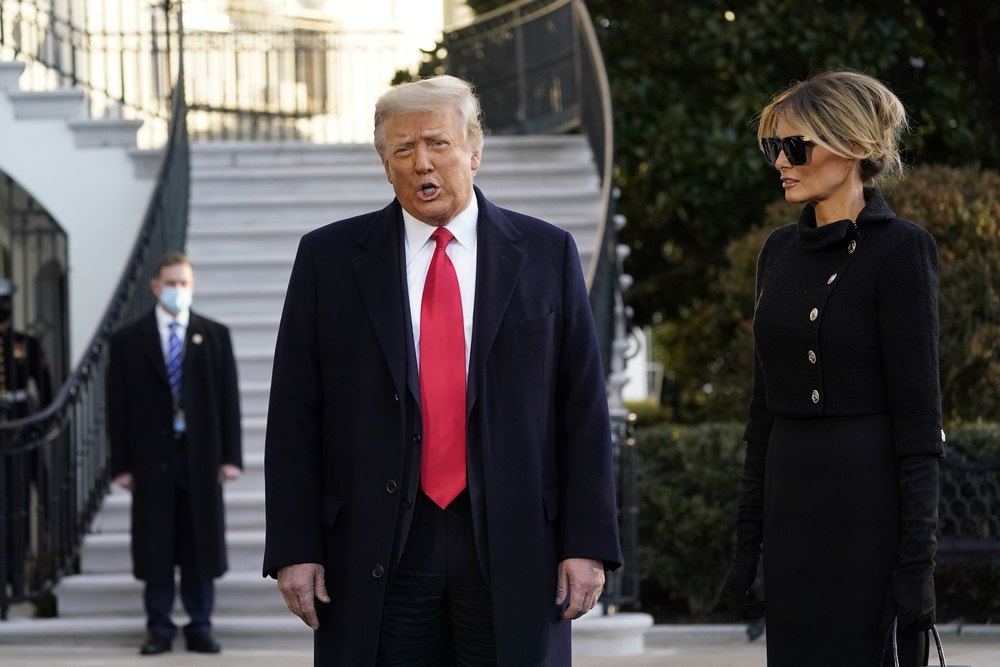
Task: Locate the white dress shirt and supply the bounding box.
[403,196,478,375]
[155,304,190,360]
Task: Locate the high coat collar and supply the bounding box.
[797,188,895,252]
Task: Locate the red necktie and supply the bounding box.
[419,227,467,509]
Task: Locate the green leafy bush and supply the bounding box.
[636,421,1000,620]
[653,166,1000,427]
[935,422,1000,623]
[625,400,674,429]
[635,421,745,615]
[888,167,1000,425]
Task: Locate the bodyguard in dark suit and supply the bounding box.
[107,252,242,656]
[263,75,621,666]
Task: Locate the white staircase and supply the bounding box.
[0,136,607,649]
[0,58,156,366]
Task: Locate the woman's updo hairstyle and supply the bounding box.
[757,70,909,189]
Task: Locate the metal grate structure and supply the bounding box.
[937,449,1000,563]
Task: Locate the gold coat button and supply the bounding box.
[809,307,819,321]
[827,273,838,284]
[808,350,817,364]
[848,240,857,254]
[811,389,820,403]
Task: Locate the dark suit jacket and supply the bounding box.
[263,187,621,666]
[108,309,242,581]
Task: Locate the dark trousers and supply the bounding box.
[377,491,496,667]
[143,475,214,641]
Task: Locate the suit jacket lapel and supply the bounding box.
[353,201,410,403]
[138,311,170,387]
[468,187,525,418]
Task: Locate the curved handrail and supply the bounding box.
[572,0,615,288]
[442,0,615,289]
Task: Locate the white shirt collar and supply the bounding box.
[402,194,479,255]
[155,303,190,328]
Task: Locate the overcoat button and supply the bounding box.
[808,350,817,364]
[393,393,399,402]
[848,240,857,254]
[809,308,819,321]
[402,497,413,509]
[811,389,820,404]
[827,273,837,284]
[413,433,421,443]
[372,565,385,579]
[386,479,398,494]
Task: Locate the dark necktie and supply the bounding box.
[419,227,467,509]
[166,321,184,406]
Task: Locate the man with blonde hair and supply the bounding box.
[264,75,621,665]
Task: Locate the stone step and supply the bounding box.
[190,188,601,227]
[241,416,267,457]
[80,531,266,575]
[8,88,86,120]
[0,614,312,650]
[187,227,303,260]
[189,162,599,199]
[0,609,655,656]
[68,118,144,149]
[239,380,271,418]
[235,348,274,386]
[0,60,26,91]
[227,316,281,355]
[192,257,294,295]
[56,572,284,617]
[128,147,164,179]
[188,135,594,169]
[188,283,288,319]
[188,210,599,239]
[192,141,380,169]
[227,452,264,492]
[90,488,266,535]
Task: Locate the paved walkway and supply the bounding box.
[2,624,998,666]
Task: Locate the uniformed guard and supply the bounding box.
[0,280,52,421]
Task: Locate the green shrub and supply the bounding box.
[653,165,1000,427]
[635,420,1000,621]
[935,422,1000,622]
[625,400,674,430]
[635,421,745,615]
[889,167,1000,425]
[946,422,1000,461]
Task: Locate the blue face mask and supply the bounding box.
[159,286,193,314]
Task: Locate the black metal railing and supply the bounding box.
[443,0,615,289]
[937,449,1000,563]
[0,0,183,147]
[444,0,637,610]
[0,0,188,620]
[182,24,413,143]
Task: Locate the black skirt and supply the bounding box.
[762,413,925,667]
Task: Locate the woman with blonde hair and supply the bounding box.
[721,70,943,666]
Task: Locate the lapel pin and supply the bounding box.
[192,333,204,345]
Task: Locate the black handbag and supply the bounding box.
[881,618,972,667]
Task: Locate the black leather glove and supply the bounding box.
[722,551,765,620]
[880,453,939,635]
[721,438,767,620]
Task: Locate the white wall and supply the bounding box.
[0,89,152,365]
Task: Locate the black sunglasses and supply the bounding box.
[760,135,816,166]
